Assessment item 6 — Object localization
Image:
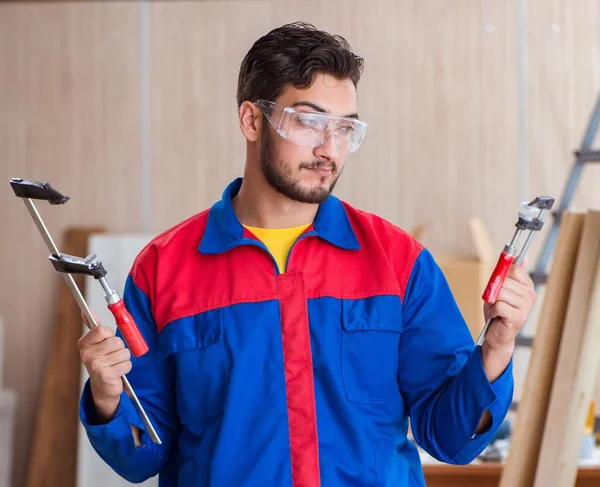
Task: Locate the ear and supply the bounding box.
[239,101,261,142]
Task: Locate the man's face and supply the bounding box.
[259,73,358,204]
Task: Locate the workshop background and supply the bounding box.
[0,1,600,487]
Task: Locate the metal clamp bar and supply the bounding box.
[22,198,162,444]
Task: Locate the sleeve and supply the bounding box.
[79,273,179,483]
[398,248,514,465]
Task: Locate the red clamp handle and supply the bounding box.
[482,252,516,304]
[107,300,149,357]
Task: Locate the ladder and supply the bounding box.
[515,92,600,350]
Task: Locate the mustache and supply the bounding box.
[300,161,337,171]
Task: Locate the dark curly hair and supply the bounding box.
[236,22,364,107]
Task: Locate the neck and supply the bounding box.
[233,156,319,229]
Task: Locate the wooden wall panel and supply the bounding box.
[149,0,520,258]
[525,0,600,265]
[0,3,142,487]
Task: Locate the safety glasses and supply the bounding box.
[255,99,367,153]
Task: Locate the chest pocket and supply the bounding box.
[157,309,227,424]
[341,297,403,404]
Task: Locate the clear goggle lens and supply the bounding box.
[256,100,367,153]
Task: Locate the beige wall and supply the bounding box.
[149,0,522,252]
[0,3,143,487]
[0,1,599,485]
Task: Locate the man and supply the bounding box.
[78,22,535,486]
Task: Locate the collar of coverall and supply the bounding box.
[198,177,360,254]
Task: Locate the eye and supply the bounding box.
[338,125,355,134]
[296,113,325,130]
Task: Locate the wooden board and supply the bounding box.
[534,210,600,487]
[26,227,105,487]
[499,211,586,487]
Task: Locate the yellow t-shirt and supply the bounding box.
[244,223,312,273]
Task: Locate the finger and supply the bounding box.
[501,277,533,299]
[93,336,126,357]
[78,325,114,349]
[95,347,131,368]
[81,337,126,369]
[507,264,534,287]
[504,274,537,303]
[496,287,527,310]
[490,301,527,327]
[95,362,130,385]
[111,360,133,378]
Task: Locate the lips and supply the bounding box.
[304,165,335,175]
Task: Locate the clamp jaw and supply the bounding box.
[49,253,108,280]
[515,196,555,231]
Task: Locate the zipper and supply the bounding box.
[240,238,282,275]
[284,231,318,273]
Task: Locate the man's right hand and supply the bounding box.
[78,314,132,423]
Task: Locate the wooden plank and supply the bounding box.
[500,211,586,487]
[26,227,105,487]
[534,210,600,487]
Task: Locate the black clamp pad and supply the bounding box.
[10,178,70,205]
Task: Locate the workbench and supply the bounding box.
[423,462,600,487]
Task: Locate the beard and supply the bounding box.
[259,128,341,204]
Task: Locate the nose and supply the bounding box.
[313,132,339,162]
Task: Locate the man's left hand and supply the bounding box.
[483,258,537,351]
[475,259,537,431]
